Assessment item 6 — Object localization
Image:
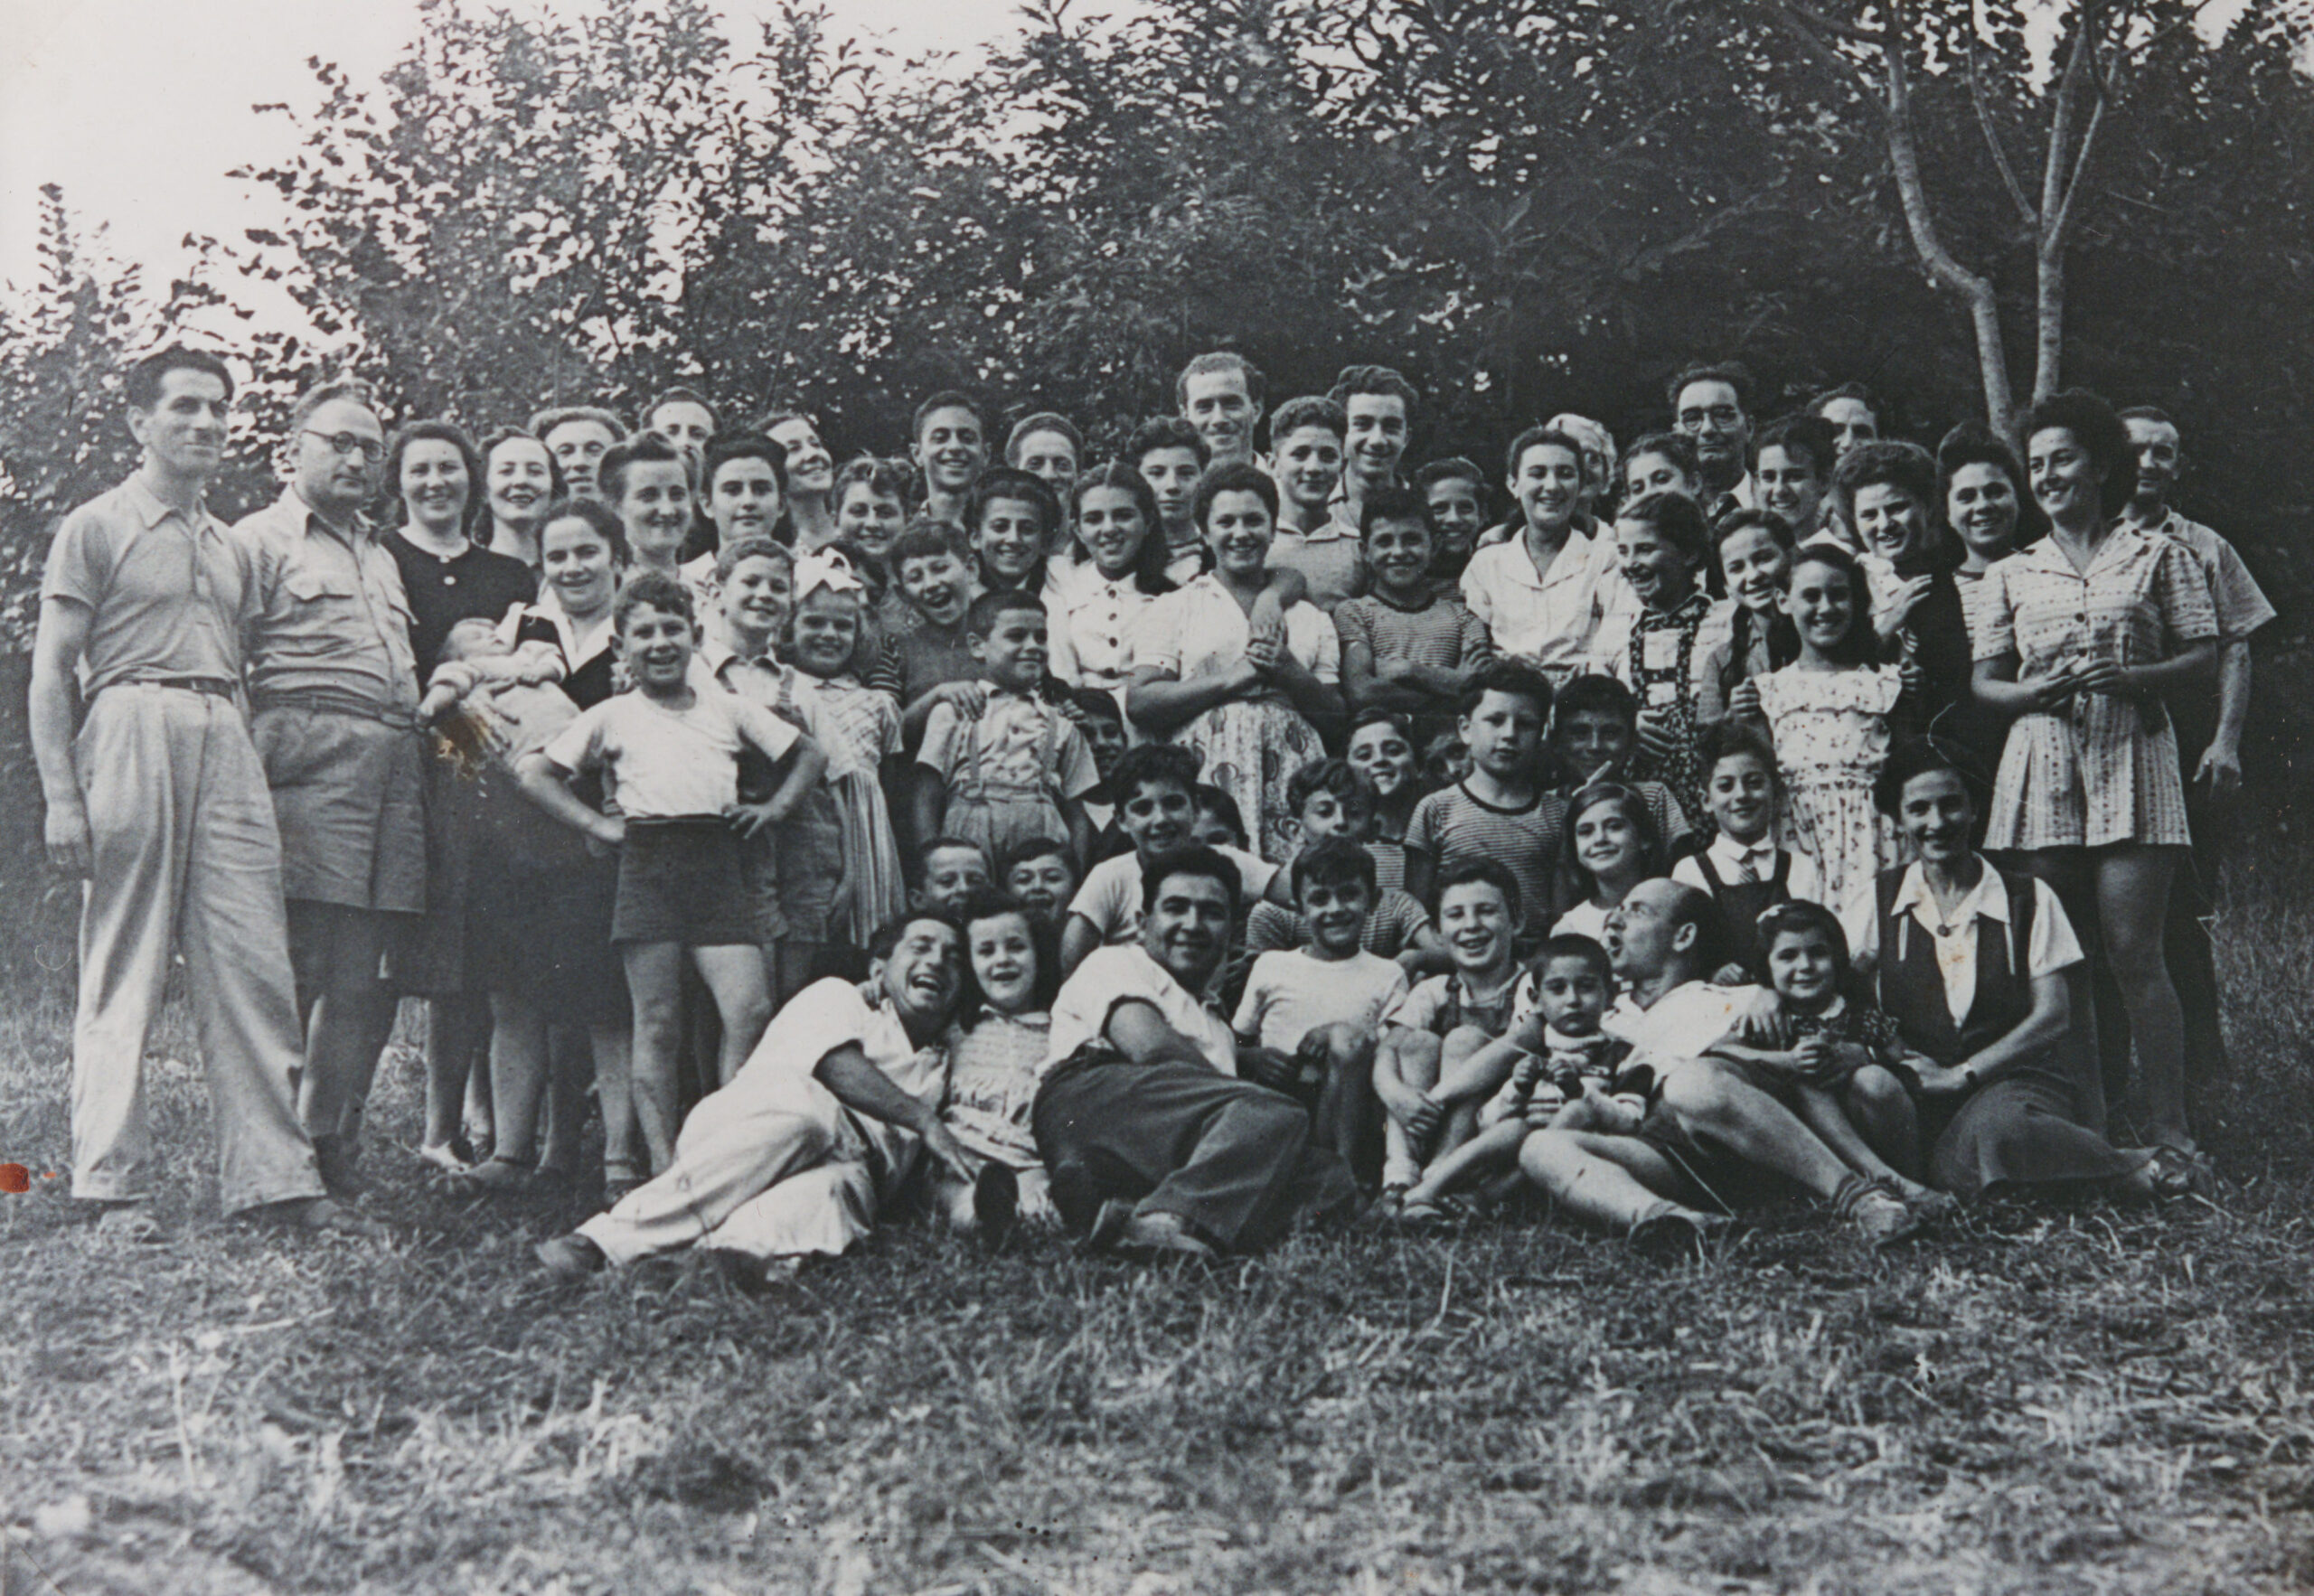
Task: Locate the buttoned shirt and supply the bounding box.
[1044,559,1161,690]
[41,475,248,693]
[235,491,421,716]
[1458,530,1612,682]
[1858,859,2083,1028]
[1671,833,1822,905]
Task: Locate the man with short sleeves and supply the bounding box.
[29,347,374,1239]
[1034,846,1359,1259]
[534,915,976,1285]
[235,379,428,1193]
[2120,406,2277,1088]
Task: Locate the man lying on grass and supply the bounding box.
[1034,845,1361,1260]
[1510,878,1926,1256]
[535,911,983,1288]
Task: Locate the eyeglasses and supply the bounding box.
[303,429,386,465]
[1678,407,1745,430]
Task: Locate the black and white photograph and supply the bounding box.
[1,0,2309,1587]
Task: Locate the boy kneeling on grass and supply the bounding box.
[1231,838,1410,1176]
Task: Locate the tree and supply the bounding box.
[1731,0,2250,437]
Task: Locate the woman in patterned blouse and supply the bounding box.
[1970,390,2218,1169]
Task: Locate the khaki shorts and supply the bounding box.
[252,705,428,914]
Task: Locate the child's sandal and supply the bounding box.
[437,1156,534,1197]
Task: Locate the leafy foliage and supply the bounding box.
[4,0,2308,618]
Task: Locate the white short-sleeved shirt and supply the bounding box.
[1857,859,2084,1028]
[1044,559,1161,690]
[1047,944,1239,1076]
[1067,846,1280,945]
[730,975,949,1112]
[540,685,800,819]
[1549,898,1613,944]
[1129,573,1340,688]
[1457,530,1612,683]
[1594,980,1758,1068]
[1231,949,1409,1054]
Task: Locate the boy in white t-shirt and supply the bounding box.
[1059,743,1292,976]
[1233,839,1408,1173]
[519,572,826,1172]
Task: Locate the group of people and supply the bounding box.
[32,342,2271,1272]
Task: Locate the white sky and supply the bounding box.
[0,0,1031,293]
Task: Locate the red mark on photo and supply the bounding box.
[0,1164,30,1194]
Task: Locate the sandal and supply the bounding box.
[437,1155,535,1197]
[417,1140,473,1176]
[2142,1144,2211,1200]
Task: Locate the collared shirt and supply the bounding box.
[1588,591,1736,709]
[235,491,421,715]
[1047,943,1239,1077]
[1858,858,2083,1028]
[1594,979,1757,1067]
[1269,514,1367,614]
[734,975,950,1113]
[1707,473,1758,522]
[1458,530,1611,682]
[41,474,249,693]
[1672,833,1822,906]
[1044,559,1160,690]
[499,591,619,709]
[2135,509,2275,643]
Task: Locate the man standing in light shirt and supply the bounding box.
[2119,405,2276,1092]
[236,378,428,1195]
[30,347,377,1240]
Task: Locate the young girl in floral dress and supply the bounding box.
[1754,543,1905,952]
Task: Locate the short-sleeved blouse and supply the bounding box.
[1045,560,1161,689]
[1974,525,2218,850]
[1129,573,1340,693]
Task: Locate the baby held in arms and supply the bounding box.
[417,616,569,764]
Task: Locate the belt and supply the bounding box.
[249,690,419,731]
[108,676,239,698]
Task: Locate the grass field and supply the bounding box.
[5,802,2314,1594]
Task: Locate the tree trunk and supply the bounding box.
[2033,245,2065,408]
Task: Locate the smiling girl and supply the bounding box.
[480,428,564,570]
[1128,463,1345,862]
[598,435,694,593]
[1754,543,1905,949]
[1044,464,1177,694]
[932,893,1063,1235]
[1592,490,1726,826]
[1549,783,1664,942]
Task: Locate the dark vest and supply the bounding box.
[1693,849,1793,975]
[515,612,617,710]
[1873,862,2037,1066]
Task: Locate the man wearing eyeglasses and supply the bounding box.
[29,347,380,1241]
[234,378,426,1197]
[1668,362,1758,522]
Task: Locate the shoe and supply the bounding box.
[1905,1187,1963,1225]
[534,1233,608,1281]
[1835,1176,1922,1247]
[1115,1210,1218,1262]
[437,1156,533,1197]
[417,1140,472,1175]
[1079,1197,1137,1255]
[972,1162,1020,1245]
[1627,1206,1723,1262]
[90,1203,168,1244]
[245,1196,389,1239]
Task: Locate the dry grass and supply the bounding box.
[5,806,2314,1594]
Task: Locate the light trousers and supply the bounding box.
[578,1057,908,1265]
[71,686,323,1214]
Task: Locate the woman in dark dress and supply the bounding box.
[1864,739,2170,1200]
[381,420,540,1173]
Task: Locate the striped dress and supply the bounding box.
[790,671,909,943]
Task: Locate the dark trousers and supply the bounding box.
[1032,1056,1359,1253]
[2167,780,2233,1088]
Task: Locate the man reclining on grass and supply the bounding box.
[1033,846,1361,1260]
[534,911,983,1289]
[1510,878,1926,1256]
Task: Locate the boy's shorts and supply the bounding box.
[612,817,758,946]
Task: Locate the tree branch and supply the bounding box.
[2046,85,2107,249]
[1756,0,1877,96]
[1967,32,2037,227]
